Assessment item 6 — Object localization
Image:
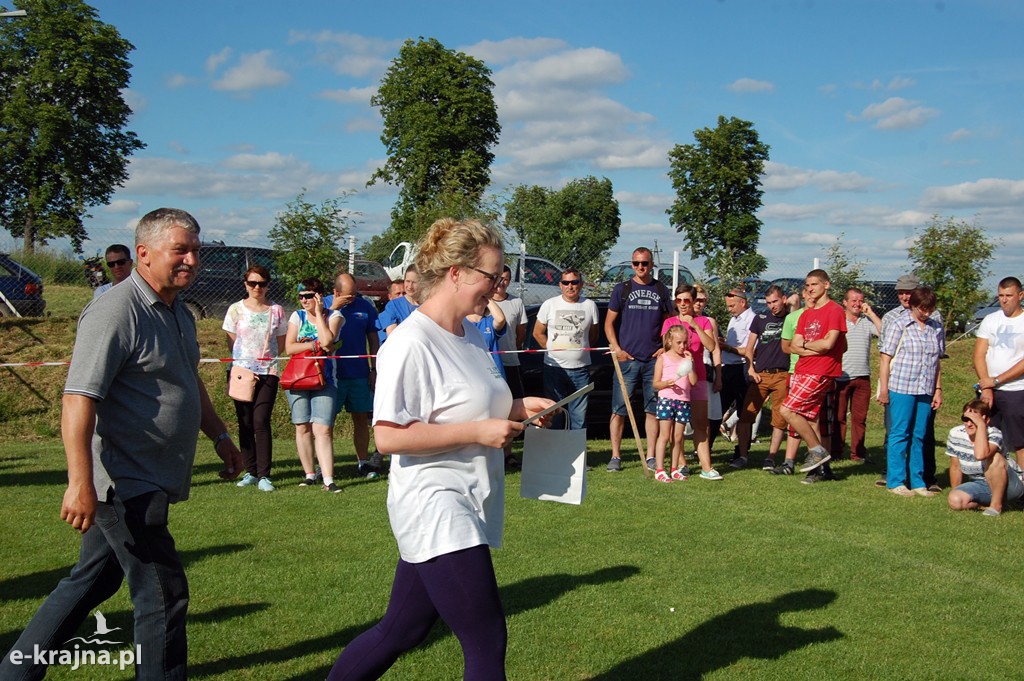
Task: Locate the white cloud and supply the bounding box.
[489,47,665,180]
[922,178,1024,208]
[317,86,377,105]
[727,78,775,94]
[121,88,146,115]
[166,74,193,88]
[872,76,915,91]
[205,47,232,75]
[345,116,380,134]
[465,37,567,65]
[616,191,672,214]
[102,200,141,214]
[497,47,630,89]
[818,83,838,96]
[122,156,327,201]
[848,97,939,130]
[941,158,980,168]
[946,127,972,142]
[288,30,400,78]
[168,141,189,155]
[763,162,876,193]
[222,152,297,172]
[212,51,290,92]
[759,203,834,222]
[764,229,838,246]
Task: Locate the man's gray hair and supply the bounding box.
[135,208,201,247]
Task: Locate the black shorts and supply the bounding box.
[993,390,1024,452]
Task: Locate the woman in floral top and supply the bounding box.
[222,265,287,492]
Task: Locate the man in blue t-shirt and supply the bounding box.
[604,247,673,471]
[326,273,381,478]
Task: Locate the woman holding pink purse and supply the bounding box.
[222,265,287,492]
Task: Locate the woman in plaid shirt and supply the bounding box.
[877,287,945,497]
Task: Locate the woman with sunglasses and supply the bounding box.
[693,285,726,457]
[328,218,554,680]
[286,277,346,492]
[222,265,287,492]
[661,284,721,480]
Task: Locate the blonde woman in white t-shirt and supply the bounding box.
[328,218,553,681]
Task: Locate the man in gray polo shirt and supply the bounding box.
[1,208,242,680]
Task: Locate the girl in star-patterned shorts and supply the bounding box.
[652,325,699,482]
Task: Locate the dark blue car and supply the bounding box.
[0,253,46,317]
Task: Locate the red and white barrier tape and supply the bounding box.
[0,347,612,369]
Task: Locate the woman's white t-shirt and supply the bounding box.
[374,310,513,563]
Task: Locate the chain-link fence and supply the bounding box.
[2,223,921,324]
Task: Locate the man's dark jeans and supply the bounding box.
[1,490,188,680]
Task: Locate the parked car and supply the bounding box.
[348,259,391,308]
[180,244,288,320]
[590,261,696,299]
[520,300,646,436]
[382,240,563,306]
[382,241,416,282]
[749,277,804,313]
[182,245,396,320]
[970,295,1000,331]
[863,281,901,318]
[505,254,566,305]
[0,253,46,317]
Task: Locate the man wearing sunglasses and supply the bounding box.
[92,244,134,300]
[604,248,674,471]
[946,400,1023,517]
[533,268,599,430]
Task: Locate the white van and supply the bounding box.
[382,241,563,305]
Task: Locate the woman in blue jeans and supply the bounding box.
[877,286,944,497]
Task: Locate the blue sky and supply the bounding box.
[21,0,1023,284]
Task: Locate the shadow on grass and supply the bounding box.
[0,467,69,487]
[590,588,842,680]
[192,564,640,680]
[0,543,254,660]
[0,543,251,604]
[190,602,271,624]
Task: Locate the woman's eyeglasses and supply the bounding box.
[246,280,268,288]
[298,292,316,300]
[467,266,501,288]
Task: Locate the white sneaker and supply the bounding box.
[699,469,723,481]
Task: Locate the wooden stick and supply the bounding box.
[611,353,651,478]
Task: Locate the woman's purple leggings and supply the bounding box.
[328,544,507,681]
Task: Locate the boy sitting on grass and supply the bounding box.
[947,399,1024,517]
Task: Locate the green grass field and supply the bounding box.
[2,288,1021,679]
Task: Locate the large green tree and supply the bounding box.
[0,0,144,252]
[666,115,770,284]
[362,37,500,262]
[503,176,620,275]
[908,215,997,330]
[269,192,355,293]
